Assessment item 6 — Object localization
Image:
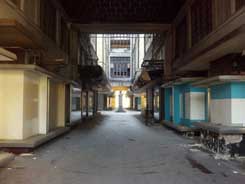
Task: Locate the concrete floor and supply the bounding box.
[1,111,245,184]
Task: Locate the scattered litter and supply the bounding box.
[233,170,239,174]
[179,143,203,149]
[189,148,200,152]
[214,154,230,161]
[20,153,34,157]
[7,168,12,170]
[32,157,37,160]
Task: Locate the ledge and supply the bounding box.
[161,77,204,88]
[0,19,68,63]
[194,122,245,135]
[0,127,70,149]
[0,64,73,83]
[161,121,199,133]
[192,75,245,87]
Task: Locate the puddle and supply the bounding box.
[186,156,213,174]
[128,138,136,142]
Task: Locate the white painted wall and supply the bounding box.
[231,99,245,126]
[210,99,232,125]
[185,92,205,120]
[22,71,40,139]
[0,71,24,140]
[190,93,205,120]
[0,69,67,140]
[211,99,245,126]
[48,79,66,131]
[39,76,49,134]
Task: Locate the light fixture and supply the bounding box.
[0,47,17,61]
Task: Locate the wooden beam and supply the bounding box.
[73,23,171,34]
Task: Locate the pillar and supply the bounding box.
[146,88,154,119]
[93,91,98,116]
[210,82,245,126]
[86,91,89,117]
[117,91,124,112]
[159,88,165,121]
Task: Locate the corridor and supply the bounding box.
[0,111,245,184]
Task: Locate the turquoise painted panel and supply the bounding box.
[173,85,182,125]
[164,88,172,121]
[211,82,245,99]
[231,82,245,99]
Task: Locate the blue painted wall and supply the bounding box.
[164,88,172,121]
[211,82,245,99]
[173,85,183,125]
[164,83,208,127]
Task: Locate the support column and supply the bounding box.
[117,91,124,112]
[86,91,89,118]
[93,91,97,116]
[159,88,165,121]
[146,88,154,119]
[81,89,83,121]
[210,82,245,126]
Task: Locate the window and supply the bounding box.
[110,57,131,78]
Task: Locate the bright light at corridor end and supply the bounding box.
[114,90,130,109]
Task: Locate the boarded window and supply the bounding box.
[60,18,70,53]
[215,0,231,27]
[191,0,213,46]
[175,17,187,58]
[40,0,56,41]
[23,0,37,22]
[236,0,245,11]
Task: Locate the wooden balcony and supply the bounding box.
[173,7,245,73]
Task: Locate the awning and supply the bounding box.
[79,65,111,92]
[131,68,163,93]
[0,47,17,61]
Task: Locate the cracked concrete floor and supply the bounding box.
[1,111,245,184]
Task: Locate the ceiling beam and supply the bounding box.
[73,23,171,34]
